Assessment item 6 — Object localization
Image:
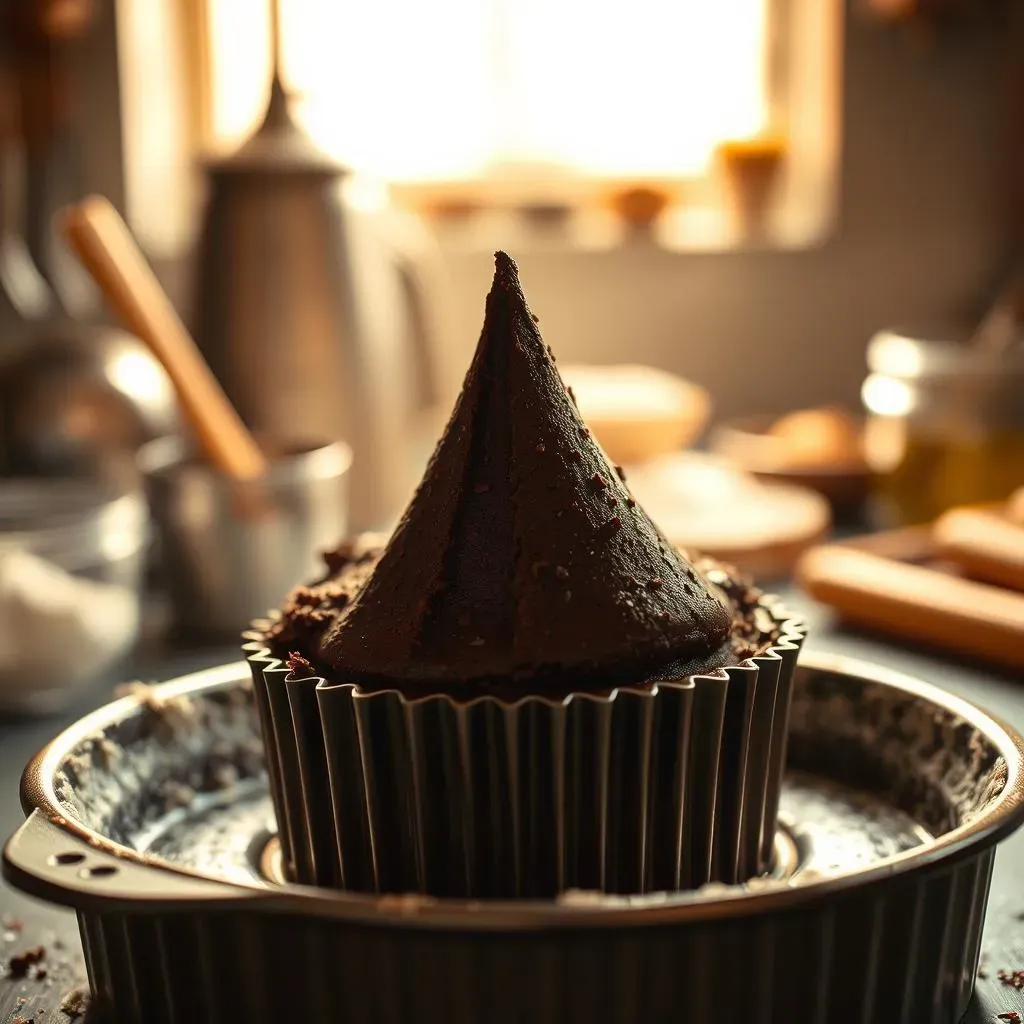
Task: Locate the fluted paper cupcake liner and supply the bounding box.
[244,599,805,898]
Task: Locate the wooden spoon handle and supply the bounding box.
[61,195,267,481]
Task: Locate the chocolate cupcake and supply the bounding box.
[245,253,805,898]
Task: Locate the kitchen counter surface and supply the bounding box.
[1,601,1023,1023]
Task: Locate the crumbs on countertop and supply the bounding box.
[8,945,45,978]
[60,986,90,1018]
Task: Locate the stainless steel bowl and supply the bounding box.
[138,436,352,640]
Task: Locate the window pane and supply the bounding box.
[503,0,768,176]
[208,0,770,181]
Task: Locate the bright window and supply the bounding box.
[206,0,772,183]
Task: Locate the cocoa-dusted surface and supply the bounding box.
[263,535,380,654]
[312,253,733,698]
[265,540,780,698]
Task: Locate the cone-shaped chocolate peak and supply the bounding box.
[319,252,731,695]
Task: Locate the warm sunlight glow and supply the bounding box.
[208,0,769,181]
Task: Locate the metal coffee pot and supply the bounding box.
[191,72,445,533]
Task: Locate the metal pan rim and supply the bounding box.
[11,651,1024,932]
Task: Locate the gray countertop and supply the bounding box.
[0,599,1022,1022]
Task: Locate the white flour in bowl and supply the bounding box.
[0,548,139,707]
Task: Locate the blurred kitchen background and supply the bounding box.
[1,0,1024,712]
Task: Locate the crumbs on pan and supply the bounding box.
[114,681,197,741]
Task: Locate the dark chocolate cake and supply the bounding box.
[267,540,780,698]
[270,253,758,699]
[247,252,806,898]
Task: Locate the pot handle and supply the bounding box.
[384,208,448,413]
[3,810,250,911]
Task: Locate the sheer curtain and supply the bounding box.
[207,0,769,182]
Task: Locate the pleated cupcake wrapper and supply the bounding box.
[244,600,805,898]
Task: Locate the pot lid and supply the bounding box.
[205,76,348,177]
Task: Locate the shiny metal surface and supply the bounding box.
[7,651,1023,915]
[138,435,351,640]
[0,319,178,477]
[4,653,1023,1024]
[191,74,442,532]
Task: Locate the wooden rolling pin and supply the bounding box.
[796,544,1024,672]
[933,506,1024,592]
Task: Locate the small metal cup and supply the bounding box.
[139,436,352,640]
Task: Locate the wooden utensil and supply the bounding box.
[797,536,1024,672]
[933,506,1024,592]
[60,195,267,481]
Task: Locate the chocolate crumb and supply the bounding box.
[113,682,196,742]
[568,450,582,462]
[546,343,555,359]
[532,313,540,323]
[285,652,315,676]
[626,497,636,507]
[473,482,491,494]
[9,945,45,978]
[591,473,608,490]
[32,966,47,980]
[998,969,1024,989]
[598,516,622,539]
[60,987,90,1018]
[164,782,195,810]
[648,577,663,589]
[555,566,570,581]
[998,1013,1021,1023]
[578,427,589,437]
[978,966,989,979]
[606,496,618,508]
[535,443,546,453]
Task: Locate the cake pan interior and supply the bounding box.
[5,653,1024,1024]
[8,651,1022,912]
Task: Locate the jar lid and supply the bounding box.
[868,324,1024,380]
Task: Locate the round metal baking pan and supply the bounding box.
[4,652,1024,1024]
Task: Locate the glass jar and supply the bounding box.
[0,478,149,712]
[861,325,1024,526]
